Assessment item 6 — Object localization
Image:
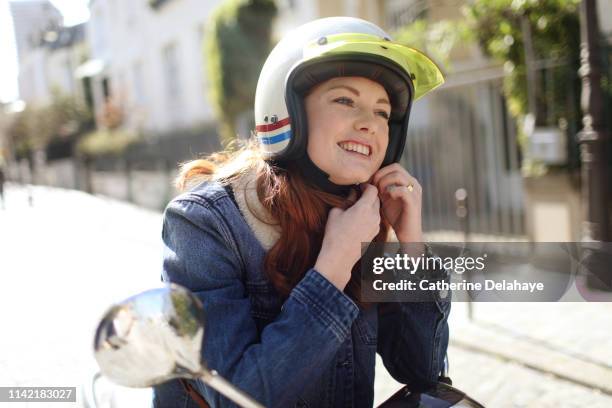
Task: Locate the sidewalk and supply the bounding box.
[451,302,611,405]
[374,301,612,407]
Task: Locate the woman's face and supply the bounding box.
[304,76,390,185]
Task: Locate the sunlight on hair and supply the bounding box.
[175,139,265,192]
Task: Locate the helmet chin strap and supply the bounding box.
[296,153,357,197]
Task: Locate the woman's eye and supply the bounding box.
[333,97,389,120]
[333,97,354,106]
[377,111,390,120]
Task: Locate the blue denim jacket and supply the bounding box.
[153,178,451,408]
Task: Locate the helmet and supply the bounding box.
[254,17,444,166]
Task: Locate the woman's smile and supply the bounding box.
[337,141,372,157]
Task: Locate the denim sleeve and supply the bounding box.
[376,246,451,391]
[159,198,359,408]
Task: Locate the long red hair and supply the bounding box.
[176,144,389,307]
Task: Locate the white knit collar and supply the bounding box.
[230,172,281,251]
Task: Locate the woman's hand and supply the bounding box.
[372,163,424,246]
[315,184,381,290]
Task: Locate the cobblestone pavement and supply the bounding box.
[375,346,612,408]
[374,301,612,407]
[1,184,611,407]
[467,302,612,369]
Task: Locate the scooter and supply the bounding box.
[86,284,485,408]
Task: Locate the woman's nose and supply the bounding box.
[353,110,377,134]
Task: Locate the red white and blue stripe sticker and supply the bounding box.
[256,117,291,145]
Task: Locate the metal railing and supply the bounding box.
[402,75,526,237]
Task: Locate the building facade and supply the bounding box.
[84,0,225,133]
[81,0,396,135]
[9,0,63,62]
[9,0,88,107]
[17,23,87,107]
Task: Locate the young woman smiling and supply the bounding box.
[154,17,451,408]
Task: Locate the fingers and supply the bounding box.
[374,168,421,196]
[337,184,379,215]
[371,163,404,186]
[380,173,410,193]
[385,185,414,202]
[327,187,380,245]
[360,183,378,200]
[358,184,380,211]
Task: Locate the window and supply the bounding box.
[162,42,182,124]
[92,9,107,57]
[102,77,111,100]
[132,61,145,104]
[196,23,207,94]
[125,0,137,26]
[149,0,175,10]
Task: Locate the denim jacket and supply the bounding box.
[153,174,451,408]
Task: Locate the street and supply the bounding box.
[0,184,162,407]
[1,184,611,407]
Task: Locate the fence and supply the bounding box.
[402,73,526,237]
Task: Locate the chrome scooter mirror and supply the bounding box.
[93,284,263,408]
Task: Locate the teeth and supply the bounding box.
[339,142,370,156]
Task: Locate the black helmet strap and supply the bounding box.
[296,153,354,197]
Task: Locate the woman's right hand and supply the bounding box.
[314,184,381,290]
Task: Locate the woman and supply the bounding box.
[154,17,451,408]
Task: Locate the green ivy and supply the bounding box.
[465,0,581,122]
[463,0,586,175]
[393,19,470,72]
[205,0,277,145]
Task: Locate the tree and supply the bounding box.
[393,19,469,72]
[6,91,92,161]
[205,0,277,145]
[464,0,583,174]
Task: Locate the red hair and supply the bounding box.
[176,145,389,307]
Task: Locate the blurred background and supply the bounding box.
[0,0,611,407]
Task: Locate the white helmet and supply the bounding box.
[254,17,444,166]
